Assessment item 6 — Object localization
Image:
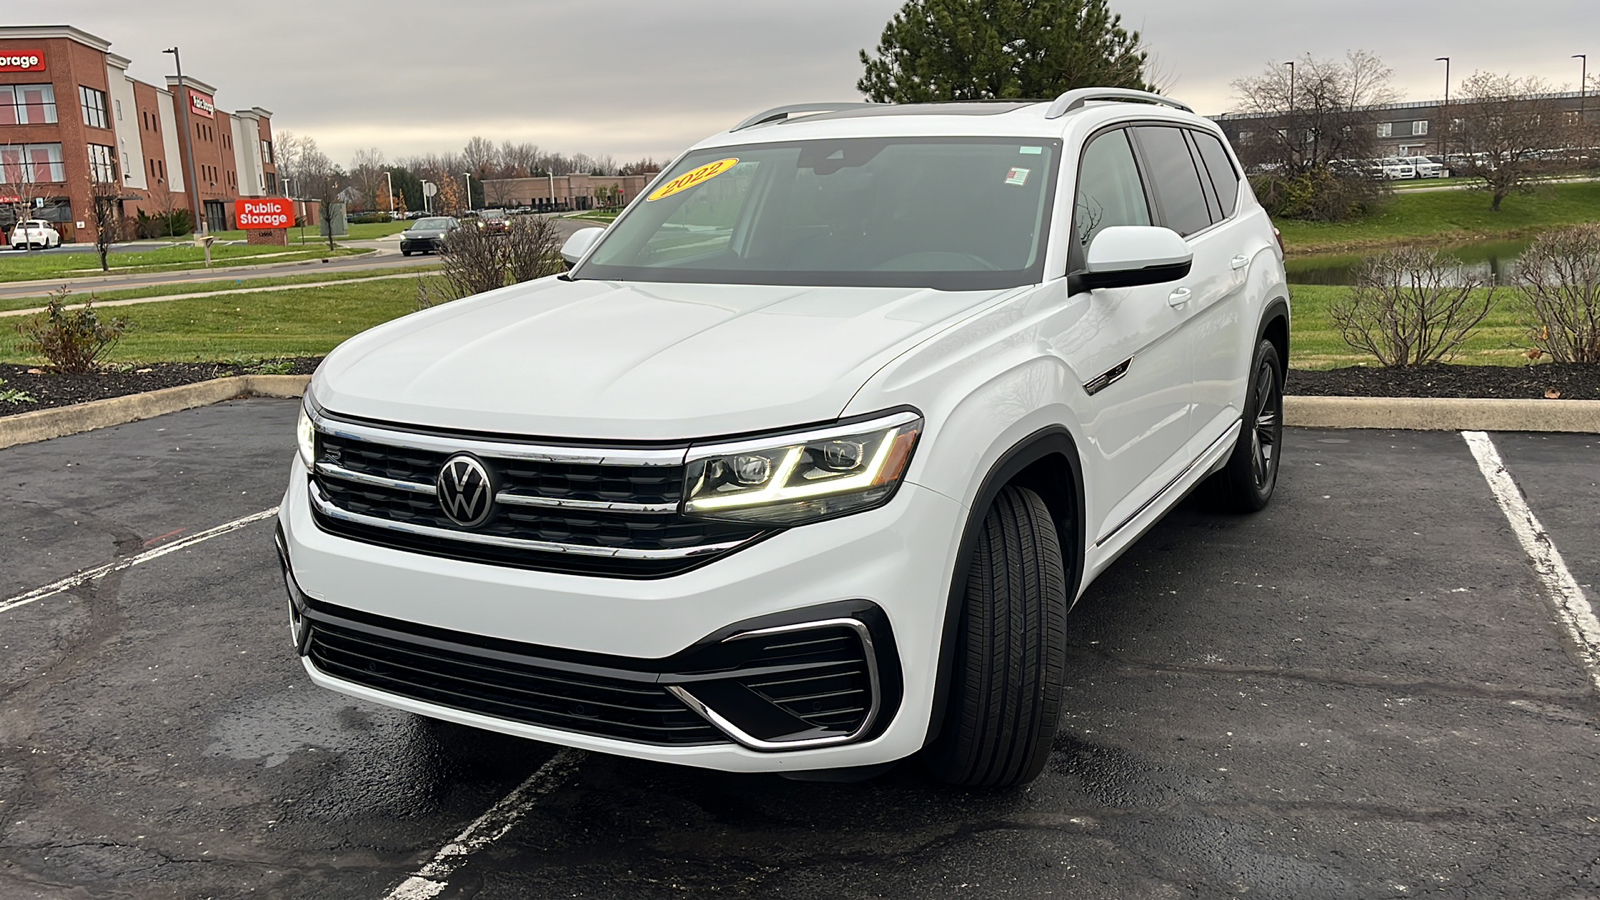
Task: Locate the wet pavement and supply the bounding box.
[1,401,1597,898]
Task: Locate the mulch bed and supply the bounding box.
[0,358,321,417]
[2,359,1597,419]
[1287,363,1600,401]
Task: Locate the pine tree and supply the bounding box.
[858,0,1151,103]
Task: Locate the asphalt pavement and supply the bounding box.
[2,401,1597,898]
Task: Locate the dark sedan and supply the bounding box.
[399,217,460,255]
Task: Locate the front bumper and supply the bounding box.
[276,467,966,772]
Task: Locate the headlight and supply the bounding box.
[683,411,921,526]
[296,405,317,469]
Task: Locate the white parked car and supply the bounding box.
[1402,156,1445,178]
[1371,157,1416,180]
[9,218,60,250]
[278,89,1290,787]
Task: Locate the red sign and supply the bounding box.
[190,90,215,119]
[235,198,293,229]
[0,50,46,73]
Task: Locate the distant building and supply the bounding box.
[480,173,656,212]
[0,25,279,242]
[1212,91,1595,161]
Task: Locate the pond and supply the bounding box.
[1285,237,1536,286]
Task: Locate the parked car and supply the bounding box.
[477,208,510,234]
[9,219,61,250]
[398,216,459,255]
[1369,157,1416,180]
[1402,156,1445,178]
[279,89,1289,787]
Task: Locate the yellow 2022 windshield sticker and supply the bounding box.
[647,158,739,202]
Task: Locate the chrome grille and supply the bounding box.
[307,417,766,578]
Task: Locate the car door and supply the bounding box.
[1041,126,1194,545]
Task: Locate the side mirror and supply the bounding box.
[560,227,605,268]
[1080,226,1192,291]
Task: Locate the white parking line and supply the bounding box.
[384,748,585,900]
[0,507,279,615]
[1463,431,1600,694]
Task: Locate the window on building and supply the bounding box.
[1412,120,1429,136]
[262,142,273,164]
[265,172,277,194]
[1237,130,1252,144]
[1377,122,1393,138]
[0,84,58,125]
[116,98,123,121]
[0,143,66,184]
[80,86,110,129]
[88,144,117,183]
[122,151,131,176]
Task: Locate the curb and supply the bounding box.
[2,381,1596,451]
[0,375,311,450]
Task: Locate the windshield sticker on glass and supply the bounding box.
[1005,167,1031,186]
[647,158,740,202]
[1019,146,1043,155]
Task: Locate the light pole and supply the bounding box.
[1436,57,1450,157]
[1576,55,1588,118]
[162,45,210,266]
[384,169,395,215]
[1283,61,1297,163]
[462,172,472,213]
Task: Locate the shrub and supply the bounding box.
[347,212,393,224]
[1516,224,1600,363]
[13,287,132,373]
[440,215,564,300]
[1249,165,1386,223]
[1329,247,1499,367]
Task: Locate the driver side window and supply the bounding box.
[1072,129,1151,254]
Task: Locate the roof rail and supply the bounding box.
[1044,88,1193,119]
[731,102,878,132]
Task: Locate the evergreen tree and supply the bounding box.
[858,0,1151,103]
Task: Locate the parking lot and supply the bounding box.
[2,399,1597,899]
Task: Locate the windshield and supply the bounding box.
[574,137,1060,290]
[413,218,453,229]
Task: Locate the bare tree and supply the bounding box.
[441,214,564,300]
[85,174,123,272]
[1516,224,1600,363]
[462,136,497,177]
[349,146,387,212]
[1330,248,1499,367]
[1451,72,1573,211]
[1229,51,1395,173]
[500,141,540,177]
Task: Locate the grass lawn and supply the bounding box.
[0,265,439,313]
[1,277,451,365]
[570,210,621,224]
[1278,179,1600,255]
[0,244,372,283]
[1287,284,1535,369]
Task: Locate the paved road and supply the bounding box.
[1,403,1596,898]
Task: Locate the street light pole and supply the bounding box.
[1576,55,1588,118]
[384,169,395,215]
[462,172,472,213]
[1436,57,1450,157]
[162,45,210,267]
[1284,61,1297,163]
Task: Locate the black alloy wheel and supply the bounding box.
[1207,338,1283,512]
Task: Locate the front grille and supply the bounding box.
[731,627,874,733]
[308,421,766,578]
[305,612,727,746]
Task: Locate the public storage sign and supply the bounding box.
[235,198,293,229]
[190,90,215,118]
[0,50,46,72]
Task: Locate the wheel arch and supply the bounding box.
[922,425,1086,749]
[1259,295,1290,370]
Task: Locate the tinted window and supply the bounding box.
[1191,131,1241,218]
[1072,129,1150,253]
[1133,126,1212,237]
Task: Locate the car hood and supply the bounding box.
[312,277,1014,441]
[402,229,447,237]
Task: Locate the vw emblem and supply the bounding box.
[437,455,494,527]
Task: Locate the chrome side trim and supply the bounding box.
[494,492,679,514]
[1083,357,1133,396]
[1094,418,1241,548]
[314,461,437,496]
[666,618,881,752]
[311,411,687,467]
[309,480,749,560]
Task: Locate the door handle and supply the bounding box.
[1167,287,1192,307]
[1231,255,1249,270]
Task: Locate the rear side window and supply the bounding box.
[1071,129,1150,253]
[1132,126,1212,237]
[1191,131,1241,218]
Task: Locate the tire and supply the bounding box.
[401,248,412,256]
[927,484,1067,787]
[1206,338,1283,512]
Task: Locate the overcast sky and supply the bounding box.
[20,0,1600,166]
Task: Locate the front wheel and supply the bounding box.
[1207,338,1283,512]
[926,484,1067,787]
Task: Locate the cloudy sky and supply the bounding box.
[19,0,1599,166]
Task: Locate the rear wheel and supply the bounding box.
[1207,338,1283,512]
[401,248,412,256]
[927,485,1067,787]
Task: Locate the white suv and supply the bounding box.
[277,89,1289,787]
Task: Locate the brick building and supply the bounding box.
[0,25,278,243]
[480,173,656,213]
